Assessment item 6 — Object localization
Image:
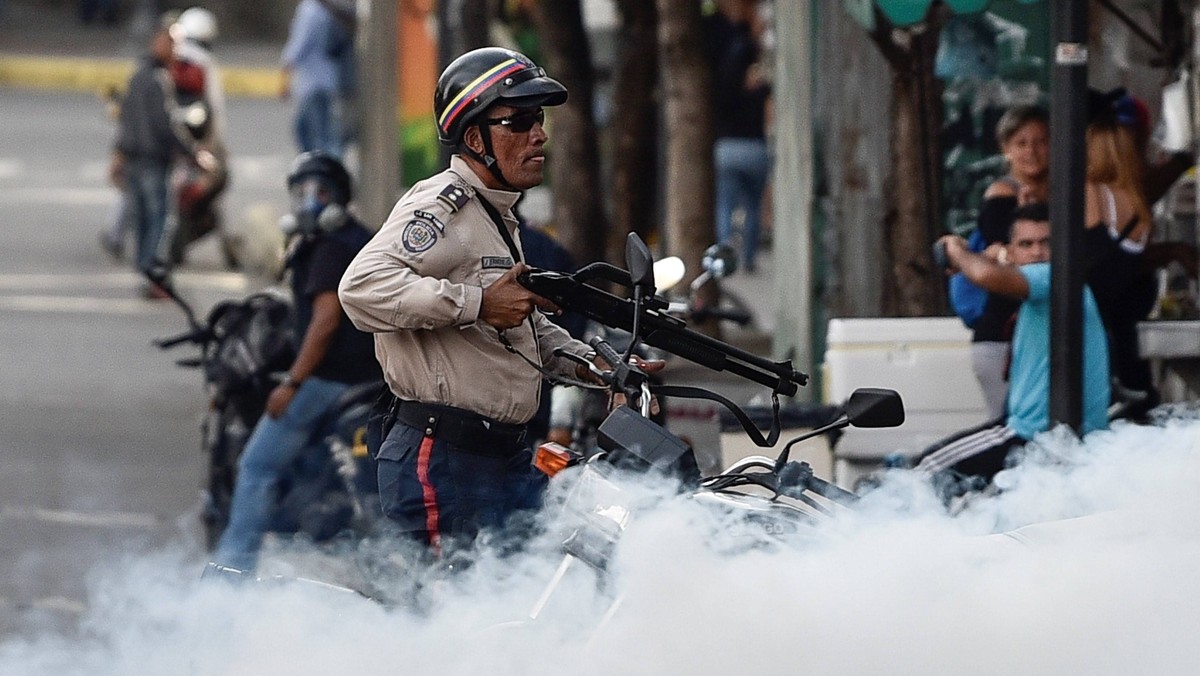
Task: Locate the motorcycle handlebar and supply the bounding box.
[154,328,208,350]
[776,461,859,506]
[589,336,625,372]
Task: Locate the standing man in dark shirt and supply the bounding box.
[705,0,770,273]
[210,152,380,573]
[109,16,188,297]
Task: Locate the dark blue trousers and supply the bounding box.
[376,422,547,555]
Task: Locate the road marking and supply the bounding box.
[0,271,251,292]
[0,186,113,205]
[0,273,255,315]
[0,158,23,179]
[0,505,161,529]
[0,295,156,314]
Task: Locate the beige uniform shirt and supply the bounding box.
[338,156,590,424]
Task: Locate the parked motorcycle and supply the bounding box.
[512,234,906,636]
[147,270,381,551]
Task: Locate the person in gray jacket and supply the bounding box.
[339,48,625,558]
[109,16,188,297]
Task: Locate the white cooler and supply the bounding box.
[823,317,991,490]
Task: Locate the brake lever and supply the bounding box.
[553,347,613,387]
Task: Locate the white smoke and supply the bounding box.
[3,416,1200,675]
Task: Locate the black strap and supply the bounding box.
[472,183,557,381]
[476,195,523,264]
[653,384,783,448]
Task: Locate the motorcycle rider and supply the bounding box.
[164,6,232,267]
[172,7,227,140]
[338,48,639,558]
[209,151,381,574]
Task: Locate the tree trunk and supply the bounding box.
[869,15,945,317]
[609,0,659,266]
[532,0,607,265]
[656,0,716,319]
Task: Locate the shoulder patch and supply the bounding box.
[401,216,439,253]
[436,181,474,214]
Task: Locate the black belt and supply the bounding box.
[394,400,528,455]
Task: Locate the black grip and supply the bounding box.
[807,474,860,506]
[589,336,624,368]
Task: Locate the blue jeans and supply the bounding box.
[714,137,770,270]
[294,89,341,157]
[125,161,169,273]
[213,376,350,572]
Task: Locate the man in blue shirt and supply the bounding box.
[916,203,1110,484]
[281,0,343,156]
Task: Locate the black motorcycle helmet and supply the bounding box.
[285,151,352,235]
[435,47,567,146]
[434,47,566,187]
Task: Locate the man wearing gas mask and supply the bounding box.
[210,151,380,574]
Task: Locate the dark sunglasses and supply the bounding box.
[482,108,545,133]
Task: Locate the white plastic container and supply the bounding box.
[823,317,990,489]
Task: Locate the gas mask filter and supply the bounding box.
[287,176,347,235]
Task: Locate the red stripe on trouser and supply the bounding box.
[417,435,442,554]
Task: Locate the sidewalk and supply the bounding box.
[0,1,281,97]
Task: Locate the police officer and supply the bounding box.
[338,48,599,556]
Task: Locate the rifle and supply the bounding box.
[518,263,809,397]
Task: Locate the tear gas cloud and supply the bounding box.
[3,415,1199,675]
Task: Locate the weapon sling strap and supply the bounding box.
[477,193,599,389]
[653,384,784,448]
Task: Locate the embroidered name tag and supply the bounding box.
[481,256,514,269]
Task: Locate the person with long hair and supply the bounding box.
[1083,112,1159,418]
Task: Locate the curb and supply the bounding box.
[0,55,282,98]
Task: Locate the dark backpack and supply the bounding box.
[948,228,989,328]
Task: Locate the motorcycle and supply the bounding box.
[659,243,755,329]
[165,95,238,269]
[147,270,382,551]
[511,234,906,636]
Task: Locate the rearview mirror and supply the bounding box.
[701,243,738,280]
[625,233,656,291]
[845,388,905,428]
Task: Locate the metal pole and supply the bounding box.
[772,0,815,399]
[357,0,401,230]
[1049,0,1089,432]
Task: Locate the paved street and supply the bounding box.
[0,85,780,638]
[0,88,295,634]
